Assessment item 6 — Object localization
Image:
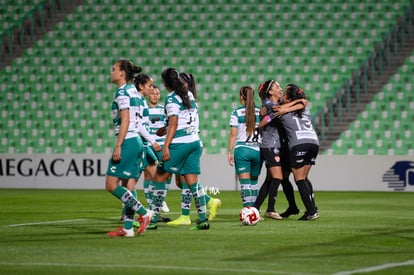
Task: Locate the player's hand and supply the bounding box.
[156,127,167,136]
[152,142,161,152]
[162,147,171,161]
[112,146,121,162]
[227,152,234,166]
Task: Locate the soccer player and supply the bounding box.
[274,83,319,221]
[255,80,304,220]
[105,59,154,237]
[134,76,170,222]
[149,68,209,230]
[167,72,221,226]
[228,86,262,208]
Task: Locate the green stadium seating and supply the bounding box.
[1,0,413,155]
[329,50,414,155]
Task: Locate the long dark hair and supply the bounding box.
[117,59,142,82]
[179,72,197,100]
[161,68,191,109]
[134,73,151,91]
[240,86,256,138]
[285,83,306,117]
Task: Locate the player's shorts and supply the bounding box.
[234,145,262,177]
[279,144,291,173]
[106,136,144,180]
[158,140,202,175]
[289,143,319,169]
[260,147,282,168]
[142,145,158,169]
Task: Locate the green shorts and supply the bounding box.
[106,136,144,180]
[142,145,158,170]
[158,140,202,175]
[234,145,262,177]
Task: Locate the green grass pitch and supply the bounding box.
[0,189,413,274]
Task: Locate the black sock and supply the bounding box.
[296,179,317,214]
[253,179,270,210]
[281,178,298,210]
[266,178,281,212]
[305,177,317,209]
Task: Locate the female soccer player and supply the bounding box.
[167,72,221,225]
[254,80,304,220]
[276,83,319,221]
[134,75,170,221]
[228,86,262,208]
[149,68,209,230]
[105,59,154,237]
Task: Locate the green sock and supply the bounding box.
[251,178,259,200]
[181,182,192,216]
[143,179,153,208]
[151,182,168,222]
[112,185,147,216]
[239,178,253,207]
[122,190,136,230]
[189,182,207,222]
[205,193,211,204]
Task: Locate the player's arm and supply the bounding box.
[162,115,177,161]
[113,108,129,162]
[227,126,237,166]
[273,99,307,117]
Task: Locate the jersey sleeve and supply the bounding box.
[114,89,130,110]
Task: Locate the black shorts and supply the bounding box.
[260,147,282,168]
[280,145,291,173]
[289,144,319,169]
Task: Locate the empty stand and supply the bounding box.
[0,0,413,154]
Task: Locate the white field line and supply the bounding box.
[332,259,414,275]
[0,262,309,275]
[8,219,88,227]
[6,209,239,228]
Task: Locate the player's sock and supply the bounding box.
[205,193,211,204]
[151,182,168,222]
[251,178,259,200]
[267,178,281,212]
[123,190,137,230]
[281,178,298,210]
[239,178,253,207]
[181,182,192,216]
[296,179,317,214]
[143,179,153,208]
[112,185,147,216]
[189,182,207,222]
[253,179,270,211]
[305,177,317,210]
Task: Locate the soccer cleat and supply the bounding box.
[190,220,210,230]
[280,207,300,218]
[265,211,283,220]
[207,198,222,221]
[137,210,154,235]
[298,212,319,221]
[161,201,170,213]
[158,215,171,222]
[147,222,158,230]
[167,215,191,225]
[107,226,134,237]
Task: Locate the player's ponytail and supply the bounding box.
[240,86,256,139]
[118,59,142,82]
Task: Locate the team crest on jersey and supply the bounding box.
[274,156,280,163]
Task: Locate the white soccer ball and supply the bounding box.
[239,206,260,225]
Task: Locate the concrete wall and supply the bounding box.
[1,154,414,192]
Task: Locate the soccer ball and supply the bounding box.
[239,206,260,225]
